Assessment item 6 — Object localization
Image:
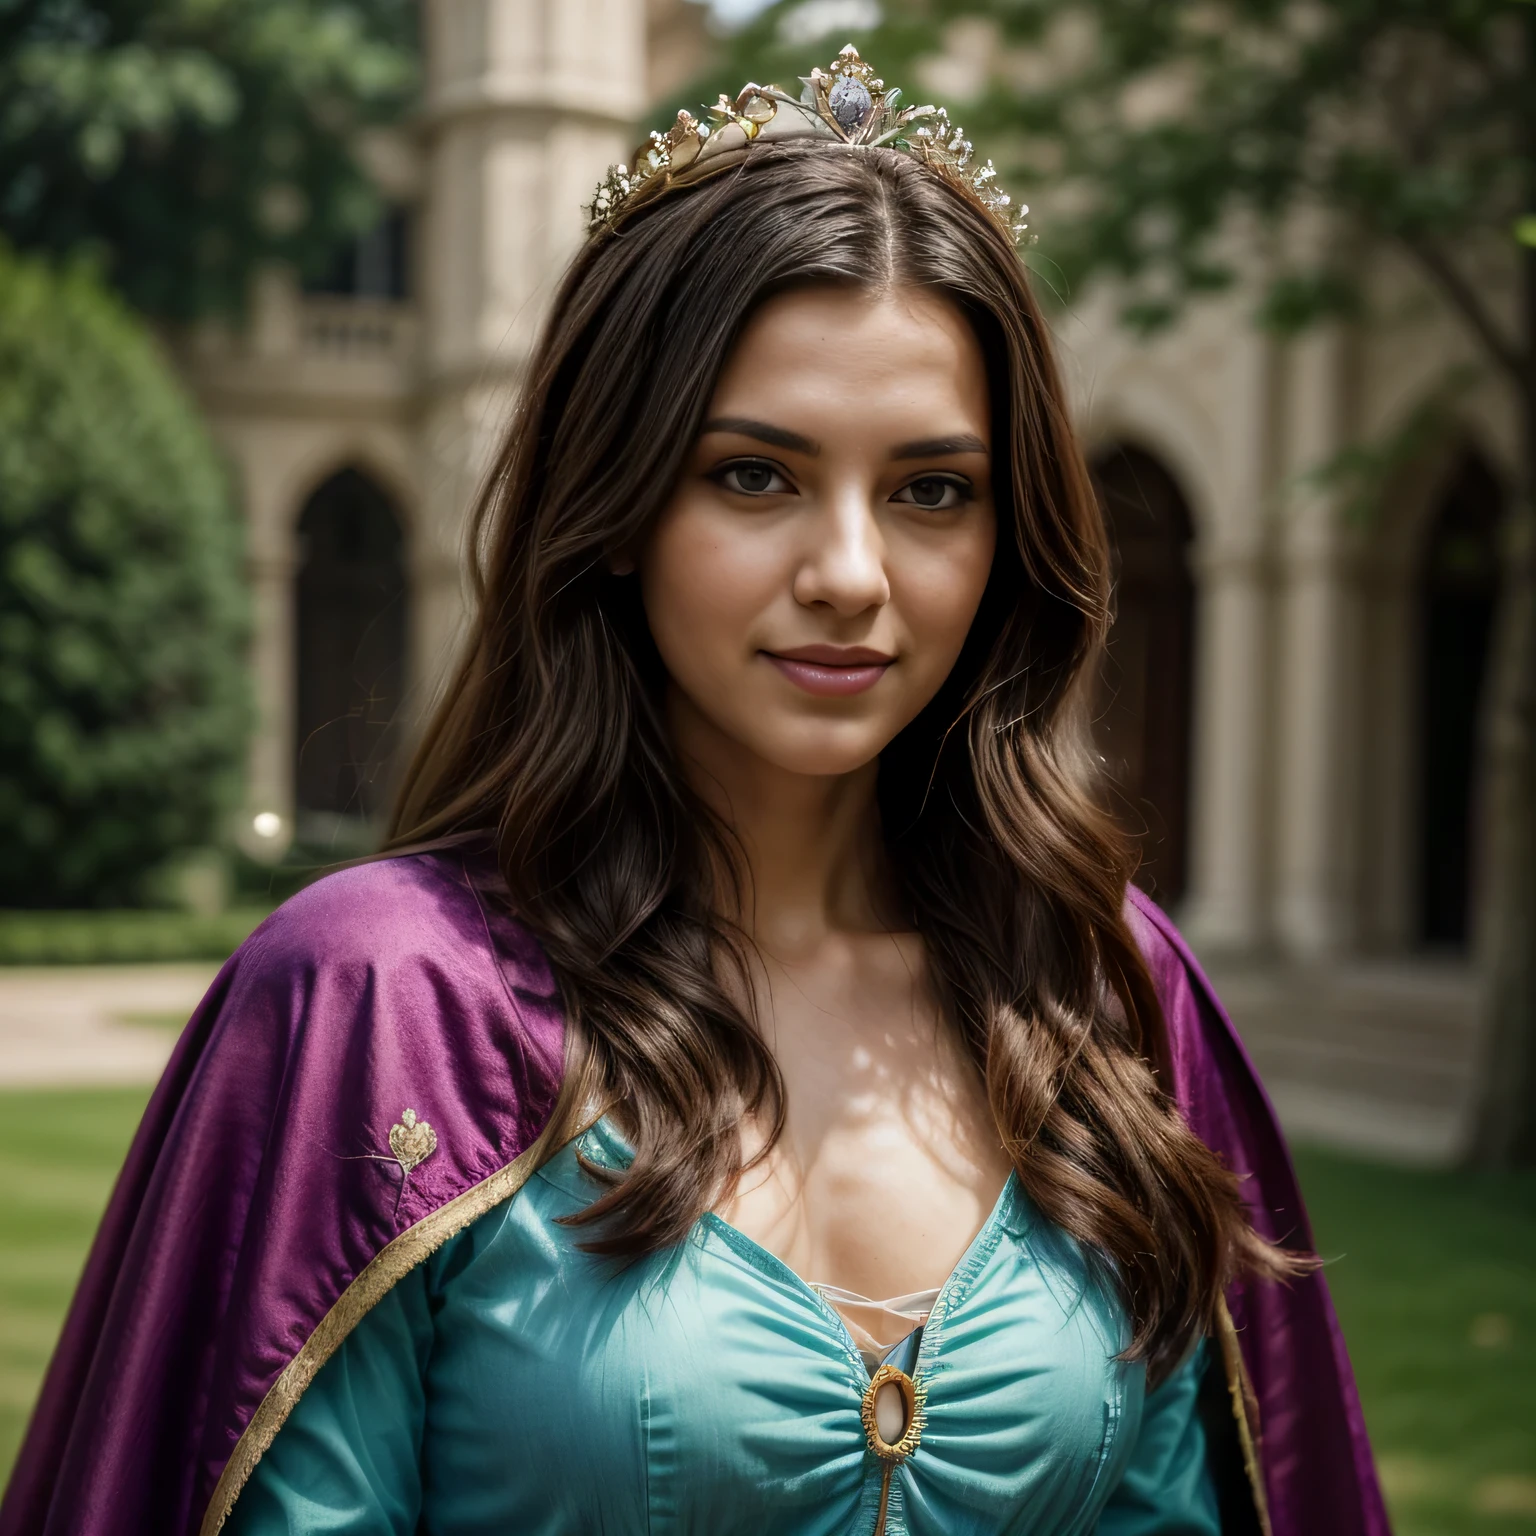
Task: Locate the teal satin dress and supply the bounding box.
[229,1118,1218,1535]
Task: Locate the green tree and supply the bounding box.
[0,242,250,905]
[0,0,416,317]
[703,1,1535,1161]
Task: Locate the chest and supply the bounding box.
[413,1137,1146,1536]
[722,938,1013,1302]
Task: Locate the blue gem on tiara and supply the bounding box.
[829,74,873,133]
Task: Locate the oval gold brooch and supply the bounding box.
[861,1363,926,1463]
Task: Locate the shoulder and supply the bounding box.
[1121,884,1251,1107]
[192,850,566,1147]
[1122,884,1209,1024]
[230,848,558,1023]
[241,849,543,985]
[1120,886,1293,1187]
[168,846,567,1220]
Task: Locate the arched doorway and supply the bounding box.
[1417,451,1503,948]
[1090,446,1197,903]
[294,469,408,847]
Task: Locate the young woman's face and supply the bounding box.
[639,285,997,780]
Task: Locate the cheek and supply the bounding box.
[894,519,997,664]
[638,504,775,671]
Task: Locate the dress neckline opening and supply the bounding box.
[575,1113,1021,1380]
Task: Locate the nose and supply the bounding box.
[792,487,891,617]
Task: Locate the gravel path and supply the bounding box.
[0,964,218,1086]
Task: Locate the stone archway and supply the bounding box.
[1090,446,1198,904]
[294,468,409,847]
[1417,450,1503,948]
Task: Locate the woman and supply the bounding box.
[2,49,1388,1536]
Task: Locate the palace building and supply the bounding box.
[176,0,1516,1012]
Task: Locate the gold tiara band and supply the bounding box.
[587,44,1029,245]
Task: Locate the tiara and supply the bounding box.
[587,44,1029,244]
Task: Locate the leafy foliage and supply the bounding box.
[0,0,417,316]
[0,242,251,905]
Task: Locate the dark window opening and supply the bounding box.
[1418,451,1503,949]
[1090,446,1197,905]
[294,469,408,844]
[304,207,411,300]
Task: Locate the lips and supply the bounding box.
[762,645,895,697]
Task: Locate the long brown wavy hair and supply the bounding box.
[389,142,1301,1382]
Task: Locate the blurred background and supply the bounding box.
[0,0,1532,1528]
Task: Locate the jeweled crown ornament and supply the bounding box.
[588,44,1029,245]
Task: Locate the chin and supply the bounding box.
[743,719,892,778]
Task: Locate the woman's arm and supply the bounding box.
[1097,1341,1221,1536]
[224,1273,431,1535]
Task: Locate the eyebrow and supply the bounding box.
[891,433,989,460]
[701,419,989,462]
[701,417,820,456]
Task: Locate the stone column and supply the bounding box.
[240,552,298,858]
[1179,320,1275,954]
[1181,541,1269,950]
[412,0,646,709]
[231,443,302,860]
[1273,325,1358,959]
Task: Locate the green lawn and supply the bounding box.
[0,1088,152,1475]
[1292,1146,1536,1533]
[0,1090,1531,1530]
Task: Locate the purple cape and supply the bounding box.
[0,851,1388,1535]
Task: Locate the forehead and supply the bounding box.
[708,286,990,439]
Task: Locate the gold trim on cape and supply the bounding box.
[1216,1295,1273,1536]
[200,1107,593,1535]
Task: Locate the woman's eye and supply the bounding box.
[894,476,968,511]
[717,460,792,496]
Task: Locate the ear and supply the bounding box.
[606,547,637,576]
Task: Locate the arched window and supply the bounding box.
[1417,450,1503,948]
[1089,446,1197,904]
[294,469,408,846]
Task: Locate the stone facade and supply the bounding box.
[1063,262,1515,963]
[175,0,1517,981]
[179,0,654,860]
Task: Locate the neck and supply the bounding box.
[665,688,897,954]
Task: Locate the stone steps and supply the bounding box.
[1201,958,1482,1165]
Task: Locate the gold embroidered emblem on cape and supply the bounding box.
[388,1108,438,1175]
